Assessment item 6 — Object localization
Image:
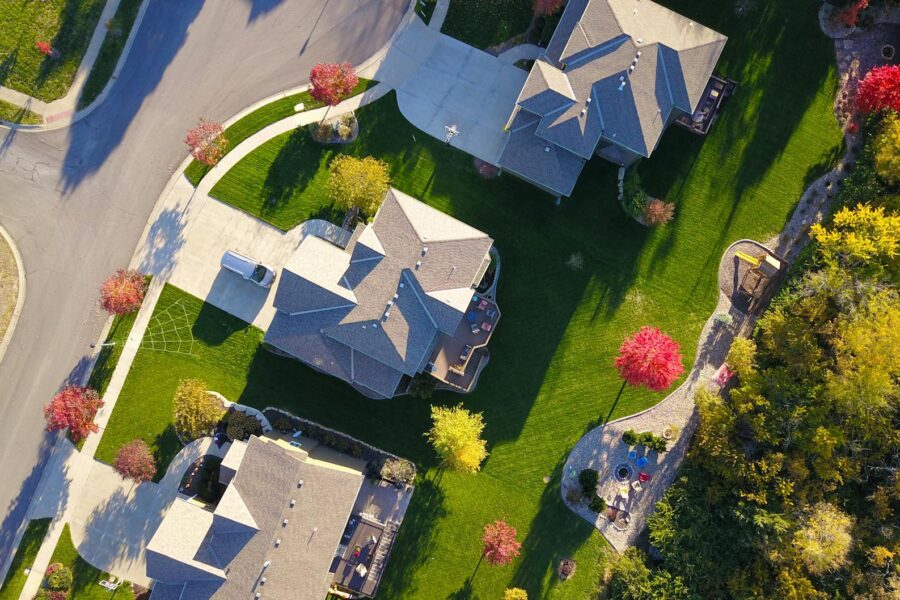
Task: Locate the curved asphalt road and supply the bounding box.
[0,0,408,570]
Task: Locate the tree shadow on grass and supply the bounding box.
[35,0,105,92]
[446,577,480,600]
[377,477,448,598]
[509,456,595,595]
[261,127,324,211]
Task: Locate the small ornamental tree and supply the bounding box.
[44,386,103,443]
[185,118,228,166]
[425,404,488,473]
[99,269,146,315]
[309,62,359,107]
[173,379,224,440]
[481,520,521,570]
[504,588,529,600]
[534,0,564,17]
[114,439,157,483]
[327,155,390,216]
[642,199,675,226]
[35,41,54,56]
[615,326,685,392]
[857,65,900,114]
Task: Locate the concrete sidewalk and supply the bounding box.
[18,279,164,599]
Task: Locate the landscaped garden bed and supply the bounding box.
[42,525,135,600]
[0,0,106,101]
[95,0,843,588]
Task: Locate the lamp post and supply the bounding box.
[444,124,459,146]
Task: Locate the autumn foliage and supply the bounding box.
[425,404,488,473]
[482,520,521,567]
[35,41,54,56]
[44,386,103,443]
[99,269,146,315]
[114,439,157,483]
[836,0,868,27]
[534,0,564,17]
[857,65,900,114]
[615,326,684,391]
[309,62,359,107]
[642,198,675,226]
[185,118,228,166]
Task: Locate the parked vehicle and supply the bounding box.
[220,250,275,288]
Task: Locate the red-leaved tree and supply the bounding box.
[615,326,684,392]
[114,440,157,483]
[44,386,103,443]
[309,62,359,107]
[35,41,54,56]
[534,0,564,17]
[185,118,228,166]
[857,64,900,114]
[99,269,147,315]
[837,0,868,27]
[475,520,521,577]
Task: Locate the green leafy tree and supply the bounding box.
[327,155,390,216]
[425,404,488,473]
[173,379,224,440]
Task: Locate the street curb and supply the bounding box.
[0,224,26,367]
[0,0,150,133]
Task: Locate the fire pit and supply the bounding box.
[614,463,633,482]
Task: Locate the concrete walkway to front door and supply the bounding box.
[364,17,527,165]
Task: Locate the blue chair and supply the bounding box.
[627,450,638,462]
[636,456,649,468]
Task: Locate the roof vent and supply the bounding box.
[263,560,271,569]
[275,539,281,546]
[387,300,393,308]
[393,293,399,300]
[297,480,304,488]
[586,97,591,104]
[560,61,568,71]
[290,499,296,507]
[636,51,642,58]
[384,311,390,319]
[255,594,261,599]
[689,22,693,27]
[637,38,643,44]
[617,81,626,91]
[373,323,379,329]
[544,146,551,153]
[399,282,405,289]
[362,324,367,329]
[261,577,267,584]
[422,247,428,256]
[580,108,586,116]
[415,260,421,269]
[628,65,634,73]
[283,519,289,527]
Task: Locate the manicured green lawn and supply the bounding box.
[0,518,50,600]
[77,0,143,110]
[0,0,105,101]
[46,525,134,600]
[0,99,42,125]
[184,79,378,186]
[96,0,841,596]
[441,0,534,49]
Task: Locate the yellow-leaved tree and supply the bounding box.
[874,111,900,186]
[810,203,900,272]
[425,404,488,473]
[503,588,528,600]
[793,502,853,576]
[173,378,225,441]
[327,155,390,217]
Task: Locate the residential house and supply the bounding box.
[146,435,410,599]
[498,0,727,197]
[264,188,500,399]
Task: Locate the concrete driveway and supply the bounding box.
[68,438,228,586]
[371,19,526,164]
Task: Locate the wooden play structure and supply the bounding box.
[734,250,783,312]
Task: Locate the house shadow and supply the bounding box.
[242,0,285,23]
[0,434,67,574]
[192,292,253,347]
[59,0,203,192]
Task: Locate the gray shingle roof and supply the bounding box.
[264,189,493,398]
[499,116,587,197]
[148,437,363,600]
[500,0,725,193]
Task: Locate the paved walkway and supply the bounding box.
[0,0,142,129]
[366,17,526,164]
[19,278,164,598]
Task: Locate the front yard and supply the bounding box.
[94,0,842,596]
[44,525,134,600]
[0,0,106,101]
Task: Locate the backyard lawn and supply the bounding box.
[441,0,534,49]
[45,525,134,600]
[0,519,50,600]
[184,79,378,186]
[0,0,105,101]
[95,0,841,597]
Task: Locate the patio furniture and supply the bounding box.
[481,322,493,332]
[477,299,488,310]
[638,471,651,483]
[472,294,480,303]
[627,450,638,462]
[631,480,643,492]
[466,311,477,323]
[470,323,481,334]
[617,485,630,500]
[635,456,649,468]
[486,309,497,318]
